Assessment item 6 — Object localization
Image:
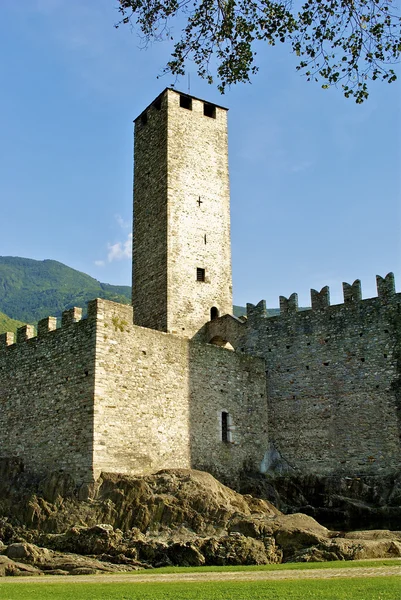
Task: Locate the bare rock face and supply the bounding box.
[239,471,401,530]
[0,555,43,577]
[0,461,401,575]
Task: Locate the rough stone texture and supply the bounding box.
[239,471,401,530]
[93,299,268,483]
[207,278,401,477]
[1,467,401,574]
[0,299,268,485]
[0,309,96,482]
[133,88,232,338]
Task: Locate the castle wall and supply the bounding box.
[0,309,96,483]
[188,341,268,483]
[92,300,268,482]
[207,277,401,476]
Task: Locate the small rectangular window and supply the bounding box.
[222,411,229,443]
[180,95,192,110]
[140,112,148,125]
[196,268,205,282]
[203,103,216,118]
[153,98,162,111]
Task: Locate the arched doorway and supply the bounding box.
[210,307,220,320]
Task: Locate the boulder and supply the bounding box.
[200,535,277,566]
[167,542,205,566]
[0,555,42,577]
[4,542,51,564]
[272,513,329,559]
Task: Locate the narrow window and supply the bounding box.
[180,95,192,110]
[222,411,229,443]
[204,103,216,118]
[153,98,162,110]
[196,268,205,282]
[204,234,207,244]
[140,111,147,125]
[211,307,219,320]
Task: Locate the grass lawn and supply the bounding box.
[0,576,400,600]
[124,558,401,574]
[1,561,400,600]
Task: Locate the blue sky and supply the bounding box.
[0,0,400,309]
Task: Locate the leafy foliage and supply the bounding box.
[117,0,401,102]
[0,257,131,325]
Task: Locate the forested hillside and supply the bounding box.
[0,311,25,335]
[0,256,288,333]
[0,257,131,324]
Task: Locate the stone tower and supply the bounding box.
[132,88,233,337]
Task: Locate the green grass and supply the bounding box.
[0,576,400,600]
[125,558,401,575]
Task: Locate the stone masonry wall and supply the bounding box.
[132,90,168,332]
[206,275,401,477]
[166,89,233,337]
[0,308,96,483]
[132,88,232,338]
[92,300,268,483]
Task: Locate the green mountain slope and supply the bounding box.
[0,257,131,324]
[0,311,26,335]
[0,257,307,327]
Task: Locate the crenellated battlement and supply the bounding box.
[0,331,15,349]
[311,286,330,310]
[376,272,396,299]
[0,303,96,351]
[37,316,57,336]
[246,300,267,319]
[279,293,299,315]
[246,273,398,323]
[343,279,362,303]
[0,299,136,354]
[231,272,401,478]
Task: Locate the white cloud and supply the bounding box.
[115,213,130,229]
[95,260,105,267]
[291,160,314,173]
[107,232,132,262]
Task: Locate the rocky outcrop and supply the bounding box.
[239,471,401,530]
[0,460,400,576]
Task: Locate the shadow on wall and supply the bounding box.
[187,338,269,486]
